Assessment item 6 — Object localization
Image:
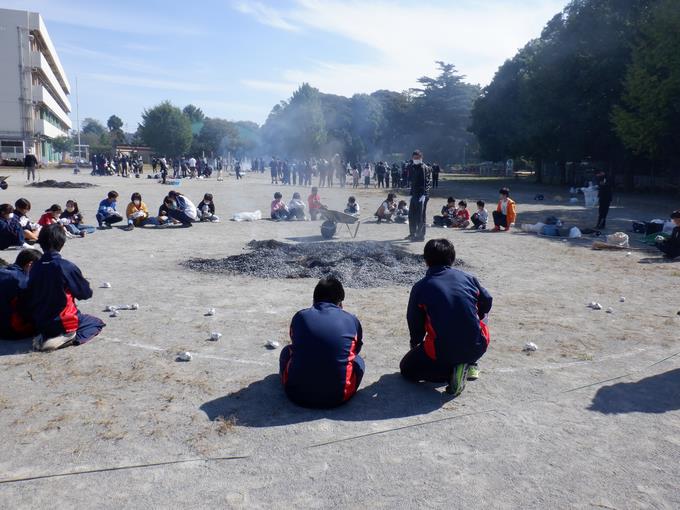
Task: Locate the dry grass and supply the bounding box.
[215,415,238,436]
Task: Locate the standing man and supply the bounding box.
[24,149,38,183]
[400,239,492,397]
[595,172,613,230]
[279,277,364,408]
[407,150,431,242]
[431,162,441,189]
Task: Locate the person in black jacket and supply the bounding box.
[656,210,680,259]
[431,162,441,189]
[407,150,431,242]
[24,150,38,182]
[595,172,613,229]
[400,239,492,397]
[0,249,41,339]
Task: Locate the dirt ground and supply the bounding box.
[0,167,678,509]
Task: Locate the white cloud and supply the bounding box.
[234,0,568,95]
[232,1,300,32]
[86,73,220,93]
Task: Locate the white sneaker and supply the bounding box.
[38,332,77,351]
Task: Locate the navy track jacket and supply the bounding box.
[0,264,31,338]
[282,302,363,407]
[26,251,93,338]
[407,265,492,364]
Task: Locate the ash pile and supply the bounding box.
[183,240,465,288]
[28,180,97,188]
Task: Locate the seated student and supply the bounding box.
[287,192,306,221]
[492,187,516,231]
[161,192,195,226]
[197,193,220,222]
[14,198,40,242]
[38,204,62,227]
[26,224,105,351]
[433,197,457,227]
[400,239,492,396]
[344,196,360,217]
[125,192,160,230]
[280,277,364,408]
[394,200,409,223]
[375,193,397,223]
[60,200,95,236]
[168,190,198,222]
[450,200,470,228]
[158,197,177,225]
[96,191,123,228]
[0,204,31,250]
[656,210,680,259]
[271,192,289,221]
[471,200,489,230]
[0,249,41,339]
[308,187,326,220]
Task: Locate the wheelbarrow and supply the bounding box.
[320,209,362,239]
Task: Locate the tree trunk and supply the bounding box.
[558,160,567,185]
[534,158,543,184]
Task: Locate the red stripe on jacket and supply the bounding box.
[59,289,79,333]
[342,335,359,401]
[419,304,437,360]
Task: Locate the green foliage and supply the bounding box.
[193,117,240,155]
[613,0,680,162]
[81,117,106,136]
[106,115,125,146]
[139,101,192,156]
[51,135,73,159]
[182,104,205,123]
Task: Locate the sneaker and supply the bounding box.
[467,364,480,380]
[37,332,77,352]
[124,223,134,231]
[445,363,469,396]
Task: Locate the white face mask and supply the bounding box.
[134,200,141,206]
[8,213,14,219]
[413,159,422,165]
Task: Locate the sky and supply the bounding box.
[4,0,568,130]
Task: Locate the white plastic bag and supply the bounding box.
[232,210,262,222]
[569,227,582,238]
[606,232,629,247]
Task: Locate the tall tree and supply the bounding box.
[182,104,205,123]
[139,101,192,156]
[81,118,106,136]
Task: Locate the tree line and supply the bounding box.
[470,0,680,189]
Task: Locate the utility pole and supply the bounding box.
[76,76,81,170]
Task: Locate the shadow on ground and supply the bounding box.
[0,338,33,356]
[588,368,680,414]
[201,372,452,427]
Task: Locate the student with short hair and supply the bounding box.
[26,224,105,351]
[96,191,123,228]
[375,193,397,223]
[450,200,470,228]
[433,197,456,227]
[38,204,62,227]
[400,239,492,396]
[168,191,198,222]
[0,249,41,339]
[344,196,360,217]
[125,192,160,230]
[280,277,364,408]
[197,193,220,222]
[271,192,288,221]
[308,187,326,220]
[471,200,488,230]
[0,204,29,250]
[394,200,409,223]
[14,198,40,241]
[492,187,516,231]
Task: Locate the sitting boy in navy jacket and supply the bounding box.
[26,224,105,351]
[0,249,41,339]
[400,238,492,397]
[280,277,364,408]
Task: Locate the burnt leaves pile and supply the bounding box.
[28,180,97,189]
[183,240,465,288]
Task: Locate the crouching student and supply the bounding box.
[394,200,409,223]
[308,187,326,220]
[0,249,41,339]
[400,239,492,397]
[38,204,62,227]
[271,192,289,221]
[344,196,360,217]
[375,193,396,223]
[656,210,680,259]
[450,200,470,228]
[27,224,105,351]
[471,200,488,230]
[197,193,219,222]
[125,192,159,230]
[492,187,516,231]
[433,197,456,227]
[280,277,364,408]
